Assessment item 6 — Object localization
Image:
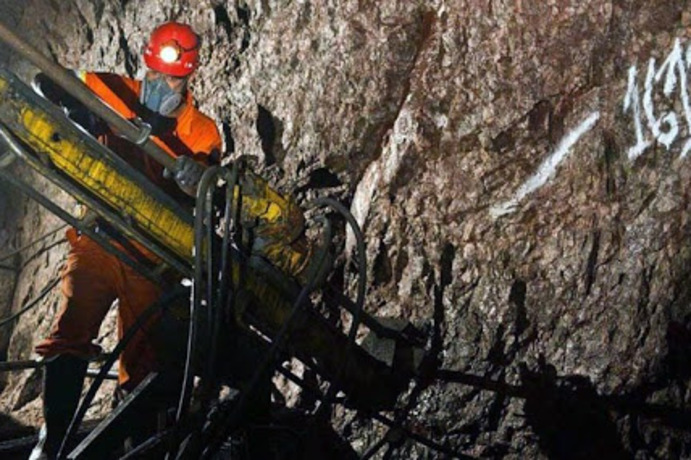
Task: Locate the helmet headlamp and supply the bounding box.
[159,41,181,63]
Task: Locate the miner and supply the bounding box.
[30,21,222,459]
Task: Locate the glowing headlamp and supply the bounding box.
[159,41,181,63]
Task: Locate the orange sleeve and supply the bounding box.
[176,108,223,162]
[78,71,140,120]
[189,115,222,157]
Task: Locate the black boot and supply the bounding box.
[30,355,88,460]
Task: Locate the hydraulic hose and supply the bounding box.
[275,355,475,459]
[308,197,367,417]
[170,164,239,459]
[0,224,67,263]
[208,163,239,389]
[0,20,176,171]
[175,166,227,425]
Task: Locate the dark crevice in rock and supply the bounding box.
[485,390,508,433]
[527,99,552,137]
[295,168,342,195]
[665,320,691,381]
[636,264,654,317]
[487,325,511,366]
[490,129,515,154]
[236,6,251,53]
[602,130,619,197]
[256,104,277,166]
[584,230,600,297]
[372,241,392,286]
[221,121,235,155]
[118,32,136,78]
[213,4,234,39]
[634,191,657,219]
[491,98,552,158]
[393,247,408,286]
[508,278,529,338]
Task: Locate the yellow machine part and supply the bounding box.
[20,108,194,259]
[0,70,311,279]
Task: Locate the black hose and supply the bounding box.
[57,285,189,460]
[167,165,240,460]
[175,166,221,427]
[204,172,216,383]
[308,197,367,417]
[0,276,60,328]
[208,163,239,388]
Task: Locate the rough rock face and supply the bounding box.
[1,0,691,458]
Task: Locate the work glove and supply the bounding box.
[138,107,177,137]
[164,155,205,196]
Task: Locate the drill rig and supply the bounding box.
[0,22,426,460]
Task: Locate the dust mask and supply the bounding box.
[140,75,183,117]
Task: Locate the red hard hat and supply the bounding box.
[143,22,200,77]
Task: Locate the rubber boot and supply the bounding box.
[30,355,88,460]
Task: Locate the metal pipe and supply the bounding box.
[0,277,60,329]
[0,20,176,171]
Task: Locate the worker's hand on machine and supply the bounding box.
[165,155,205,196]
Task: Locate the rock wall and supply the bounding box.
[1,0,690,458]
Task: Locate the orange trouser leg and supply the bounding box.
[35,235,117,360]
[36,234,163,389]
[113,259,162,389]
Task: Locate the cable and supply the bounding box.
[0,223,67,263]
[0,276,60,328]
[206,163,239,394]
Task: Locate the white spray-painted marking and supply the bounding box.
[491,38,691,219]
[490,111,601,218]
[623,65,651,160]
[624,38,691,159]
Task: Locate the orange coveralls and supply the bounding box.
[35,72,222,389]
